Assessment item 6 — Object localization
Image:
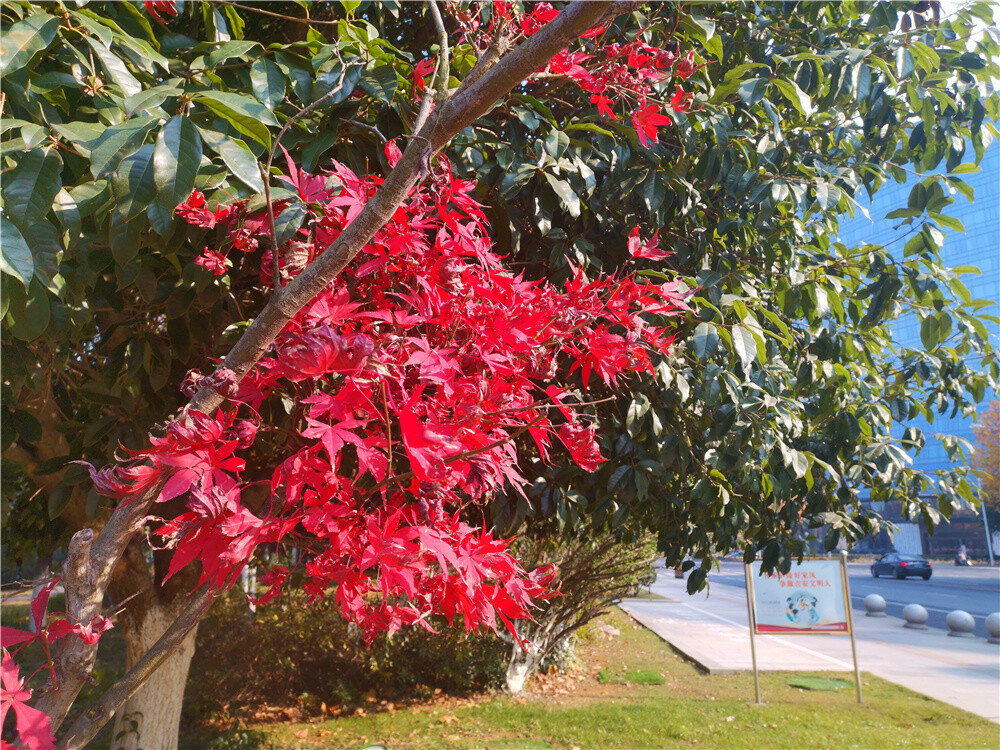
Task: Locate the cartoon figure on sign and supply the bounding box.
[785,591,820,626]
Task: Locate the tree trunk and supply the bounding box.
[104,541,200,750]
[505,643,537,695]
[109,600,198,750]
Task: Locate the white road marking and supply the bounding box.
[680,601,855,669]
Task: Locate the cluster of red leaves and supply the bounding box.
[0,581,115,750]
[548,33,704,147]
[83,146,686,645]
[448,2,704,147]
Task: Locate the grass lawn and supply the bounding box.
[208,607,997,750]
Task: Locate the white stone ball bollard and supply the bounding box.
[946,610,976,638]
[986,613,1000,644]
[902,603,929,629]
[864,594,887,617]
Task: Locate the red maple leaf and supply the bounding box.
[671,88,695,113]
[627,227,671,261]
[194,248,230,276]
[632,104,672,147]
[143,0,177,25]
[558,422,605,472]
[675,51,705,81]
[1,651,55,750]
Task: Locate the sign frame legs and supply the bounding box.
[840,551,863,704]
[743,563,762,704]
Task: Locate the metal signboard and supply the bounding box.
[748,559,850,634]
[743,553,862,704]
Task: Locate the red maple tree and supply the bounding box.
[92,147,688,645]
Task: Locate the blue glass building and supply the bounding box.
[836,144,1000,557]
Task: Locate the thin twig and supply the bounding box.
[454,12,507,98]
[411,69,438,136]
[428,0,450,104]
[346,119,387,144]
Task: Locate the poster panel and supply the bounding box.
[749,560,849,634]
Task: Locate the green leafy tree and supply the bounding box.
[476,0,999,587]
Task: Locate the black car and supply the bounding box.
[870,553,932,580]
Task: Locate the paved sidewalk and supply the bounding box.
[622,567,1000,723]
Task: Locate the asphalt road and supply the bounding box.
[709,560,1000,637]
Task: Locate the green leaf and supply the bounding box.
[544,173,581,218]
[737,78,769,106]
[564,122,615,138]
[0,13,59,76]
[313,63,364,106]
[692,322,719,360]
[773,78,812,117]
[358,64,398,103]
[4,277,50,341]
[89,116,160,179]
[124,85,183,118]
[108,210,143,267]
[84,37,143,97]
[1,148,63,226]
[51,121,106,156]
[731,325,757,370]
[112,144,157,221]
[273,203,307,245]
[815,182,842,211]
[920,314,940,350]
[301,130,340,171]
[680,14,722,60]
[153,116,203,212]
[21,123,46,149]
[69,180,111,219]
[788,448,809,480]
[274,51,313,102]
[202,131,264,192]
[909,41,940,74]
[250,58,287,109]
[0,215,34,288]
[193,91,278,148]
[22,220,64,295]
[895,46,915,80]
[53,188,81,238]
[204,40,260,68]
[544,130,570,159]
[928,212,964,233]
[759,308,793,343]
[146,201,174,237]
[948,162,979,175]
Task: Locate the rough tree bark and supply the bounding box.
[43,3,639,746]
[105,543,201,750]
[108,605,198,750]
